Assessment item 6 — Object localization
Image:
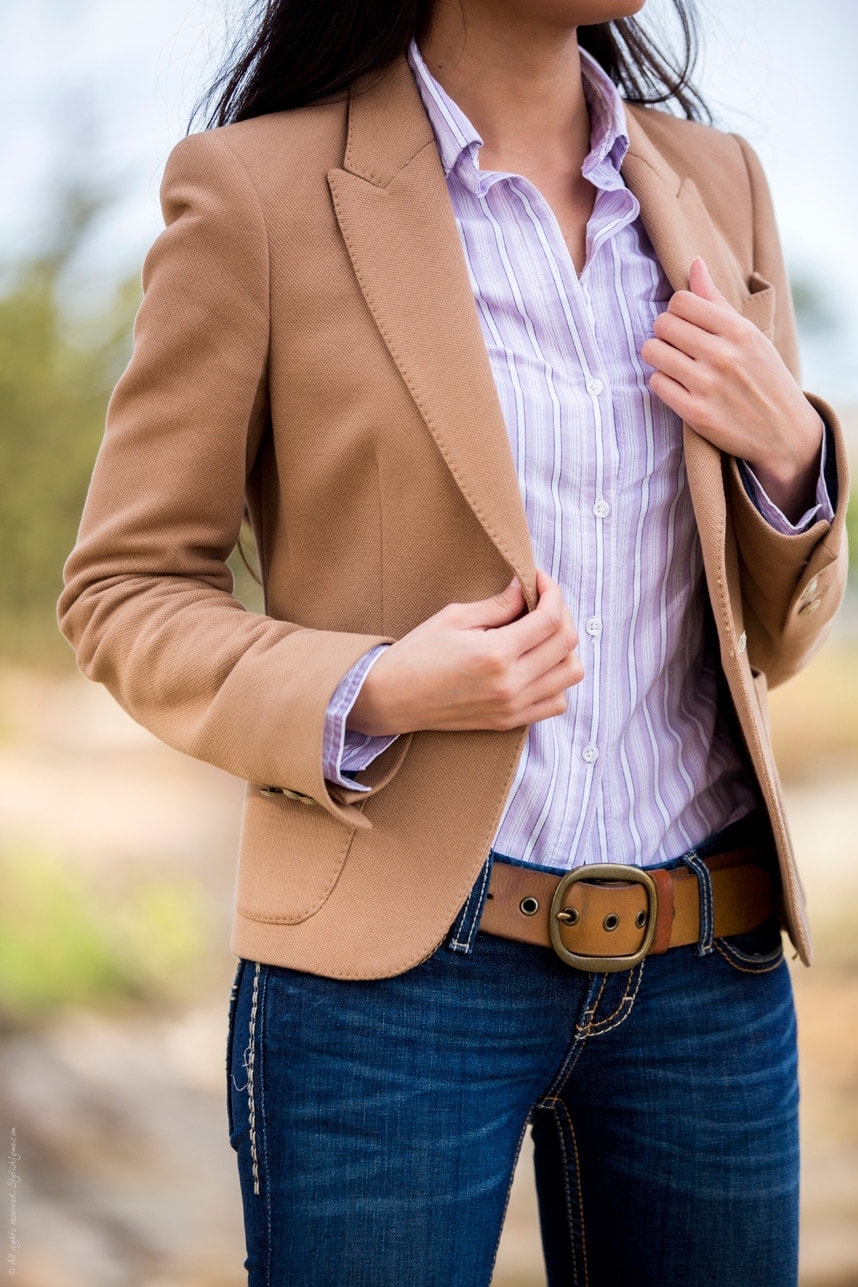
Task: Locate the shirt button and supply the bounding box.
[582,744,599,764]
[592,499,610,518]
[585,617,602,637]
[587,378,604,396]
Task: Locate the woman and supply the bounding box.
[60,0,848,1283]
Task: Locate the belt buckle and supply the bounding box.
[548,864,658,973]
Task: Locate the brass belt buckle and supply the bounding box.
[548,864,658,973]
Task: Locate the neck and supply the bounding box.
[419,0,590,178]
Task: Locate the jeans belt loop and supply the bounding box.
[446,853,494,955]
[679,850,716,956]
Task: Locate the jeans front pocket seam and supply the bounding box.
[713,938,784,974]
[584,960,646,1035]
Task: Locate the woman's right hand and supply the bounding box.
[347,569,583,736]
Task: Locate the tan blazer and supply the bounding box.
[59,56,849,975]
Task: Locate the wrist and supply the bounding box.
[347,662,399,737]
[747,409,823,523]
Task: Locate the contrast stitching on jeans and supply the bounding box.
[575,973,608,1032]
[486,1117,531,1285]
[258,966,273,1286]
[541,1032,589,1101]
[535,1103,577,1286]
[247,960,262,1196]
[542,974,605,1098]
[552,1109,579,1287]
[586,961,645,1035]
[555,1099,590,1287]
[713,934,783,965]
[538,1099,589,1286]
[578,971,629,1031]
[449,857,492,952]
[713,939,784,973]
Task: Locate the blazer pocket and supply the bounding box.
[740,272,776,337]
[235,785,359,923]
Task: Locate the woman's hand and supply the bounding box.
[640,257,824,522]
[347,569,583,736]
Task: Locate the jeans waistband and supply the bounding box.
[447,809,773,958]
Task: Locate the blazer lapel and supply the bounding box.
[622,109,734,616]
[328,58,537,604]
[622,108,747,308]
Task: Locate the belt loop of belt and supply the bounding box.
[649,868,676,955]
[478,845,775,973]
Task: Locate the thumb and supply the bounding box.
[688,257,733,310]
[459,577,526,630]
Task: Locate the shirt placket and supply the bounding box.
[508,177,620,860]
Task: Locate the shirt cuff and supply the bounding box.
[738,422,835,534]
[322,645,397,791]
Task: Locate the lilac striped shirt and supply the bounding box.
[322,42,832,871]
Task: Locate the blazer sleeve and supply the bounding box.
[58,130,406,829]
[725,133,850,688]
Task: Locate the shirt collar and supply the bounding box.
[407,38,630,194]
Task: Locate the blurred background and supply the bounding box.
[0,0,856,1283]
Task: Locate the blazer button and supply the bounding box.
[282,788,316,805]
[259,785,316,804]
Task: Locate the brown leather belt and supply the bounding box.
[479,847,775,972]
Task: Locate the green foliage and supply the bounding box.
[0,191,139,660]
[0,187,267,660]
[0,846,215,1022]
[0,848,135,1016]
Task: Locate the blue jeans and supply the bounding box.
[226,824,798,1286]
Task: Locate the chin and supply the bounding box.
[577,0,647,20]
[510,0,647,25]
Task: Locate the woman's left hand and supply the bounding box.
[640,257,823,523]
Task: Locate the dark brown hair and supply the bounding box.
[196,0,710,129]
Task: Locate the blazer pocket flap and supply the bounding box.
[740,272,776,335]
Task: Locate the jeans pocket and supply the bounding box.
[714,915,785,974]
[225,957,245,1144]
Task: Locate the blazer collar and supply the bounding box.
[622,104,732,574]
